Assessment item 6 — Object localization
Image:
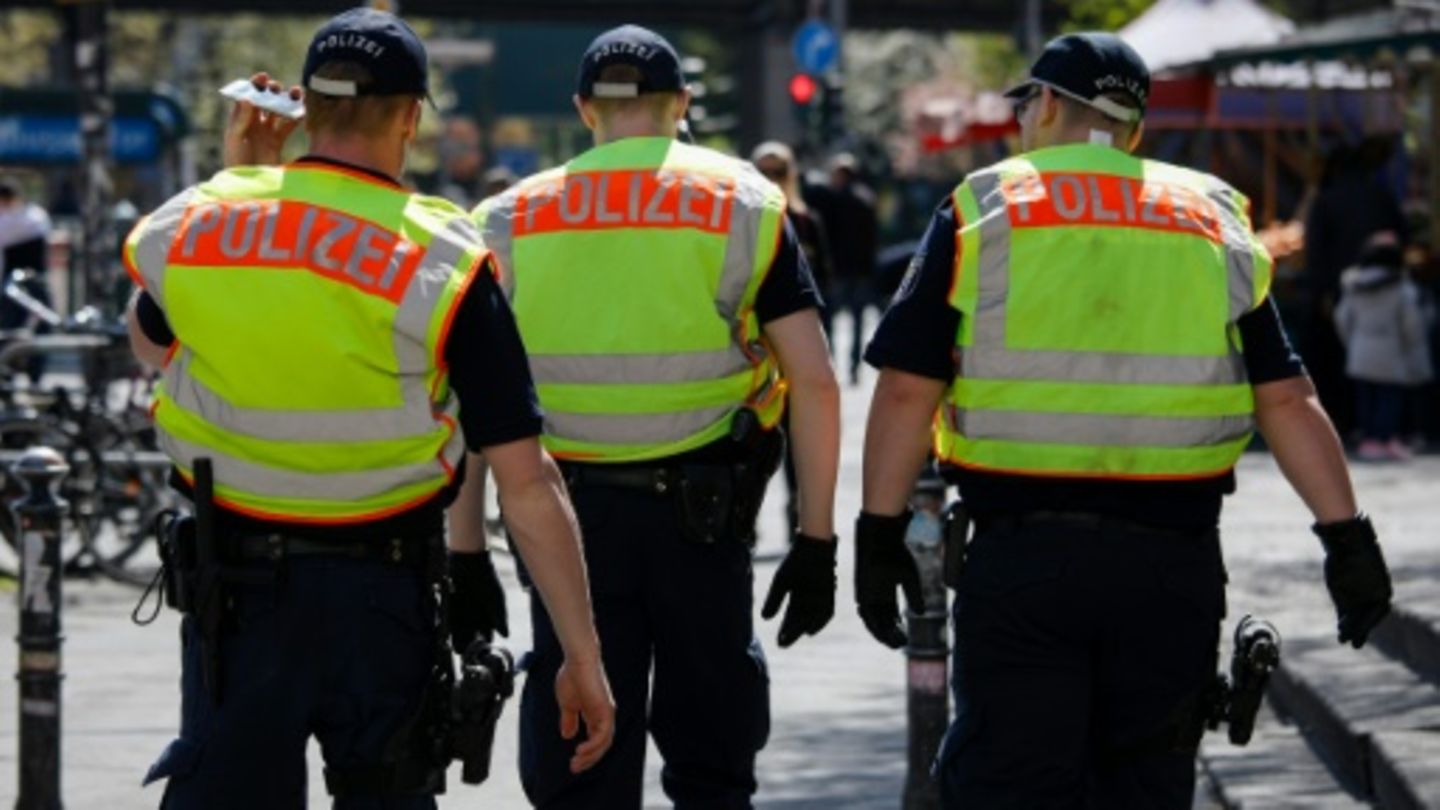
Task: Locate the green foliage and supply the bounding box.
[0,11,61,86]
[1058,0,1155,32]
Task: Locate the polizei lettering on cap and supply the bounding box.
[316,33,386,58]
[513,169,736,236]
[169,200,423,302]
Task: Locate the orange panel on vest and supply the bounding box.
[167,200,423,303]
[1000,172,1225,244]
[514,169,735,236]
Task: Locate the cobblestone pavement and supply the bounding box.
[2,318,1437,808]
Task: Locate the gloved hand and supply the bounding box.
[761,533,837,648]
[855,511,923,649]
[1313,513,1392,649]
[449,550,509,652]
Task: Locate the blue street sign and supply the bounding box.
[792,19,839,76]
[0,115,161,164]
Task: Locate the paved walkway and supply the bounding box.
[2,319,1437,808]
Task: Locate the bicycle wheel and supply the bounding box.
[84,415,175,587]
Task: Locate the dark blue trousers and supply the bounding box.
[145,557,437,809]
[938,516,1226,810]
[519,485,770,809]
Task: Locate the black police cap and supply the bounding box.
[1004,32,1150,123]
[576,25,686,100]
[302,8,429,98]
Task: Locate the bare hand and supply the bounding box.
[555,658,615,774]
[223,72,302,168]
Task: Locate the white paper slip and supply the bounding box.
[219,78,306,120]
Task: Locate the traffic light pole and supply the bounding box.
[824,0,847,148]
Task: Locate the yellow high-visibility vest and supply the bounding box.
[937,143,1274,479]
[125,162,488,522]
[474,136,787,463]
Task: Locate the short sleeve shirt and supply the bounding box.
[865,196,1307,530]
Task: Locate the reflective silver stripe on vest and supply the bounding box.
[157,428,452,502]
[163,348,442,442]
[135,188,200,304]
[544,404,734,446]
[477,192,521,299]
[1203,181,1260,320]
[963,168,1248,386]
[966,171,1014,346]
[529,347,750,386]
[393,215,483,410]
[959,345,1246,385]
[715,173,771,320]
[949,405,1254,448]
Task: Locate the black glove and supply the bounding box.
[1314,513,1392,649]
[449,550,509,651]
[761,533,837,648]
[855,511,923,649]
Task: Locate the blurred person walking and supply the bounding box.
[1303,140,1410,435]
[123,9,612,807]
[806,152,878,384]
[0,178,56,327]
[857,33,1393,808]
[1335,233,1434,461]
[753,140,835,535]
[472,25,840,809]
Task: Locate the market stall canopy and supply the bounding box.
[1120,0,1296,72]
[1209,8,1440,68]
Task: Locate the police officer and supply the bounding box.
[467,25,841,809]
[122,9,614,807]
[856,33,1394,808]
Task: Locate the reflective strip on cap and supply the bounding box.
[308,76,359,97]
[592,82,640,98]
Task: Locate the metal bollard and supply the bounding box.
[13,447,69,810]
[902,467,949,810]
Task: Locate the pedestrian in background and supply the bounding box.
[857,33,1392,808]
[0,176,59,382]
[123,9,612,807]
[471,25,840,809]
[1335,231,1434,461]
[1302,139,1410,435]
[752,139,834,536]
[806,152,878,385]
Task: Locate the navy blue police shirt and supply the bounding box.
[135,158,543,541]
[865,197,1307,531]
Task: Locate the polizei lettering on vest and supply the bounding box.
[1000,172,1224,243]
[169,200,423,302]
[515,169,735,236]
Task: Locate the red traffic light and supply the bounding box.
[788,73,818,105]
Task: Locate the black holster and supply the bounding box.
[672,408,782,547]
[154,506,231,706]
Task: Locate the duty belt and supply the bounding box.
[559,462,678,495]
[974,510,1212,541]
[233,532,433,567]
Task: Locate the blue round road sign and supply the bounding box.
[792,19,839,75]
